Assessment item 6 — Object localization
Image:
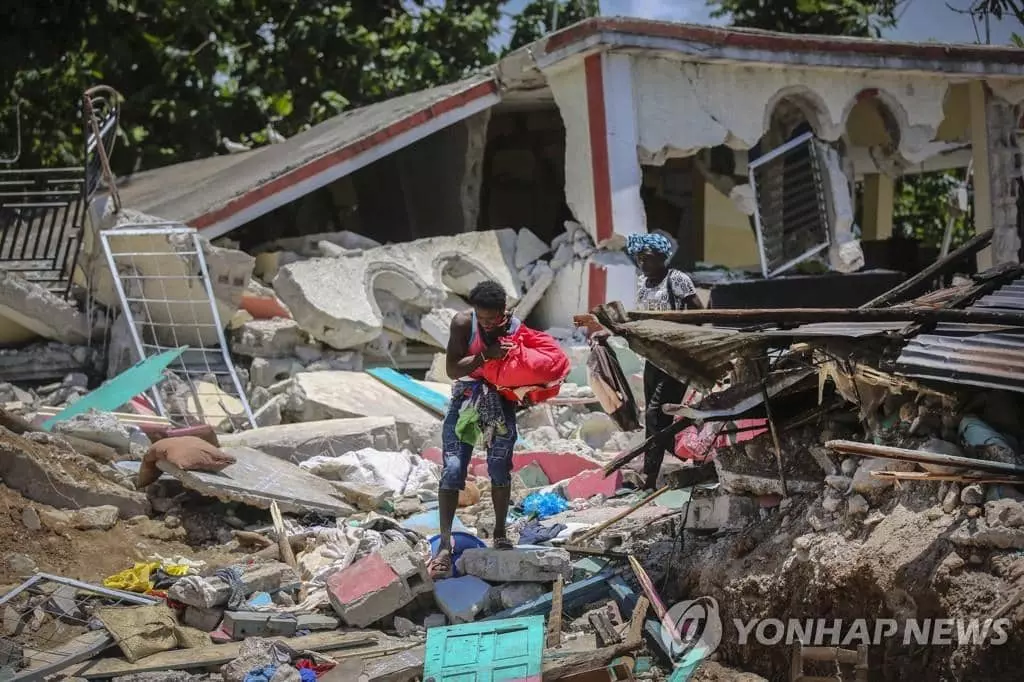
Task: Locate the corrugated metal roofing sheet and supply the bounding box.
[895,276,1024,393]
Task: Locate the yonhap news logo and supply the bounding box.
[661,597,724,663]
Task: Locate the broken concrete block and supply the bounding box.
[986,499,1024,527]
[456,547,571,583]
[6,553,36,575]
[494,582,547,610]
[565,469,622,501]
[515,229,551,269]
[514,261,555,321]
[232,319,304,358]
[0,271,95,346]
[852,457,916,498]
[183,605,225,631]
[218,417,399,464]
[334,481,394,512]
[252,395,284,427]
[21,507,41,531]
[950,519,1024,550]
[295,614,340,631]
[684,494,756,531]
[291,371,437,448]
[515,461,550,489]
[0,429,150,518]
[274,256,435,350]
[423,613,447,629]
[168,562,299,609]
[379,541,433,599]
[223,611,298,640]
[183,381,247,430]
[327,551,415,627]
[52,410,135,452]
[48,585,82,619]
[38,505,120,531]
[434,575,492,624]
[249,357,305,388]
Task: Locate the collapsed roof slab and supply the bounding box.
[273,229,521,351]
[113,76,501,240]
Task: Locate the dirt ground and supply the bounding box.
[660,480,1024,682]
[0,483,246,591]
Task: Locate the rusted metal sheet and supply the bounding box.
[895,275,1024,393]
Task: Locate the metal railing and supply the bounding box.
[0,87,120,297]
[749,131,831,279]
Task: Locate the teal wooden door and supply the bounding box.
[423,615,545,682]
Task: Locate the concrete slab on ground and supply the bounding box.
[217,417,399,463]
[157,445,355,516]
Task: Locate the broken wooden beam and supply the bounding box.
[826,439,1024,476]
[629,303,1024,328]
[861,228,993,309]
[572,486,671,545]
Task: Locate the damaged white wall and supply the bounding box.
[542,48,1024,280]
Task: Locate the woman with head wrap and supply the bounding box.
[575,232,703,490]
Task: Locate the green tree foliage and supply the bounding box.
[962,0,1024,44]
[893,171,972,250]
[708,0,904,37]
[0,0,505,175]
[506,0,599,52]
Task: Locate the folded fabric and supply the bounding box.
[138,435,236,487]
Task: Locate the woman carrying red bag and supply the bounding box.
[429,279,568,578]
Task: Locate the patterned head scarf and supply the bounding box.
[625,233,673,258]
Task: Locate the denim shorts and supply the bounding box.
[438,391,517,490]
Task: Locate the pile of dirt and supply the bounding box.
[664,481,1024,681]
[0,483,245,588]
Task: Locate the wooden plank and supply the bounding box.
[542,640,643,681]
[75,632,378,678]
[589,611,622,648]
[366,367,448,415]
[15,631,112,682]
[627,598,649,646]
[547,576,564,648]
[827,439,1024,476]
[573,487,672,545]
[33,406,171,426]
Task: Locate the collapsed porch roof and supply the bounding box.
[115,75,500,239]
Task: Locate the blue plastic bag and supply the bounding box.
[521,492,569,519]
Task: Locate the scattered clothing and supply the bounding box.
[215,566,247,610]
[441,381,517,491]
[518,519,568,545]
[587,336,641,432]
[103,561,191,593]
[521,492,569,519]
[453,381,508,447]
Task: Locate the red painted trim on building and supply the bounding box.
[191,79,499,230]
[544,17,1024,66]
[584,53,613,310]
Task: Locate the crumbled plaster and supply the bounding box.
[629,56,951,164]
[546,63,596,239]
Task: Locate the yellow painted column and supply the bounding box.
[861,173,894,241]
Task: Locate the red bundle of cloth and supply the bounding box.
[477,325,570,404]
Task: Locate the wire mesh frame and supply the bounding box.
[0,88,119,297]
[749,131,832,279]
[98,224,255,429]
[0,573,158,682]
